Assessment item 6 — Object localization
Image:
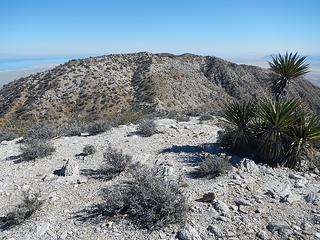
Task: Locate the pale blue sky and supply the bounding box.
[1,0,320,58]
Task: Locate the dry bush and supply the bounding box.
[85,120,111,135]
[83,144,97,156]
[137,119,157,137]
[198,154,232,178]
[20,140,56,161]
[102,146,132,176]
[0,191,43,231]
[24,123,61,142]
[101,165,187,230]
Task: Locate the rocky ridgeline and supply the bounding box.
[0,117,319,240]
[1,52,320,125]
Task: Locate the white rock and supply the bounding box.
[294,178,308,188]
[161,165,174,176]
[61,159,79,176]
[279,185,301,203]
[289,173,305,180]
[304,192,319,205]
[235,198,252,206]
[213,200,230,215]
[256,230,269,240]
[239,159,259,173]
[36,222,50,236]
[176,224,203,240]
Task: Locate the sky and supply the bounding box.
[1,0,320,59]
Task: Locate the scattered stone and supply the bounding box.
[176,224,203,240]
[266,222,289,233]
[279,185,301,203]
[294,178,308,188]
[60,231,68,240]
[213,200,230,215]
[304,192,319,205]
[239,159,259,173]
[61,159,79,176]
[235,198,252,206]
[196,192,215,203]
[289,173,305,180]
[256,230,269,240]
[36,222,50,236]
[160,165,174,176]
[207,225,224,238]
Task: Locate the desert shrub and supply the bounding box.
[0,190,43,230]
[102,146,132,176]
[24,123,61,142]
[60,120,87,136]
[101,165,187,230]
[137,119,157,137]
[83,144,97,156]
[20,140,56,161]
[0,130,19,142]
[85,120,111,135]
[198,154,232,178]
[166,111,190,122]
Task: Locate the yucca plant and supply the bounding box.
[222,100,256,154]
[269,52,310,100]
[255,98,303,165]
[285,115,320,168]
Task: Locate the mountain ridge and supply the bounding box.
[0,52,319,125]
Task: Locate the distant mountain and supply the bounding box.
[0,52,320,124]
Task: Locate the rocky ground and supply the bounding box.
[0,117,319,240]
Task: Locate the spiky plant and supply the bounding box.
[255,98,303,165]
[269,52,309,100]
[285,115,320,168]
[223,100,256,154]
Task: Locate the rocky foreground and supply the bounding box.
[0,117,319,240]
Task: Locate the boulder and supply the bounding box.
[176,224,203,240]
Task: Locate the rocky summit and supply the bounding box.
[0,52,320,125]
[0,117,319,239]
